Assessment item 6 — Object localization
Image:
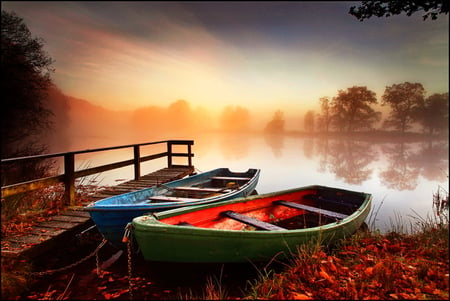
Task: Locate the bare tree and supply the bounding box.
[330,86,381,133]
[381,82,425,133]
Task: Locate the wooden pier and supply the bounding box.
[1,166,194,259]
[1,140,195,260]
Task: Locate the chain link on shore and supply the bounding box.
[123,223,134,300]
[30,239,107,277]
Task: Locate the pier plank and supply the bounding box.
[1,166,194,259]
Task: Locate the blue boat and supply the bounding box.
[84,168,260,247]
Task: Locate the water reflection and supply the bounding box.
[263,133,284,157]
[412,140,449,182]
[45,132,448,232]
[219,133,250,160]
[379,143,420,191]
[302,137,314,159]
[314,139,378,185]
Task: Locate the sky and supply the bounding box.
[2,1,449,117]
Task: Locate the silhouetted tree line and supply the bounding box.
[309,84,449,136]
[1,10,58,185]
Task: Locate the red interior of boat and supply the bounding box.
[160,189,317,230]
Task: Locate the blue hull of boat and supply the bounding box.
[84,168,260,247]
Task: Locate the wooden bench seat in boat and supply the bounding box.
[148,195,199,202]
[273,200,348,220]
[172,186,228,193]
[303,194,359,208]
[211,176,252,181]
[220,210,286,231]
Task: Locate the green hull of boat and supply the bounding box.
[131,185,372,263]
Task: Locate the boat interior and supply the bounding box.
[149,176,252,201]
[159,188,367,231]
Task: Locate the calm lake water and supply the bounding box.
[60,132,449,234]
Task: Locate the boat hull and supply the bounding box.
[85,168,260,247]
[132,185,372,263]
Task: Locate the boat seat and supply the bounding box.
[303,194,359,208]
[220,210,286,231]
[273,200,348,220]
[211,176,252,181]
[148,195,199,202]
[173,186,228,193]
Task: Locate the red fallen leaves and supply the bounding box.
[245,230,449,300]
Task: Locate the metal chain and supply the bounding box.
[96,248,100,276]
[123,223,134,300]
[127,236,133,300]
[30,239,108,277]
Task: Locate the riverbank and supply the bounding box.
[238,226,449,300]
[2,186,448,300]
[2,213,447,300]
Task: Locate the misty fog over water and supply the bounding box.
[52,132,449,234]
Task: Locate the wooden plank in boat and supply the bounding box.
[273,200,348,220]
[220,210,286,231]
[173,186,227,193]
[148,195,198,202]
[211,176,252,181]
[303,194,358,208]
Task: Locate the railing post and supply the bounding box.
[167,141,173,168]
[187,143,192,167]
[64,153,75,205]
[133,145,141,180]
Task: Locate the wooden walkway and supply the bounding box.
[1,166,195,259]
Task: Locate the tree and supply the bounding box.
[1,10,56,186]
[414,92,449,135]
[330,86,381,133]
[1,10,55,159]
[166,99,193,132]
[304,110,315,133]
[349,0,449,21]
[381,82,425,133]
[219,105,250,132]
[317,97,332,133]
[264,110,285,133]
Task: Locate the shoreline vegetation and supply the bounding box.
[1,183,448,300]
[197,187,449,300]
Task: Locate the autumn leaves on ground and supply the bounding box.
[1,184,449,300]
[243,228,449,300]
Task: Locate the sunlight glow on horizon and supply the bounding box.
[3,1,448,114]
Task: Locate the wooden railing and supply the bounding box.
[1,140,194,205]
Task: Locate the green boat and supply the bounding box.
[130,185,372,263]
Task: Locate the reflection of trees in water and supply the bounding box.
[315,139,330,173]
[411,140,449,182]
[263,133,284,157]
[303,138,314,159]
[379,143,420,191]
[315,136,448,190]
[315,139,377,185]
[219,133,250,160]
